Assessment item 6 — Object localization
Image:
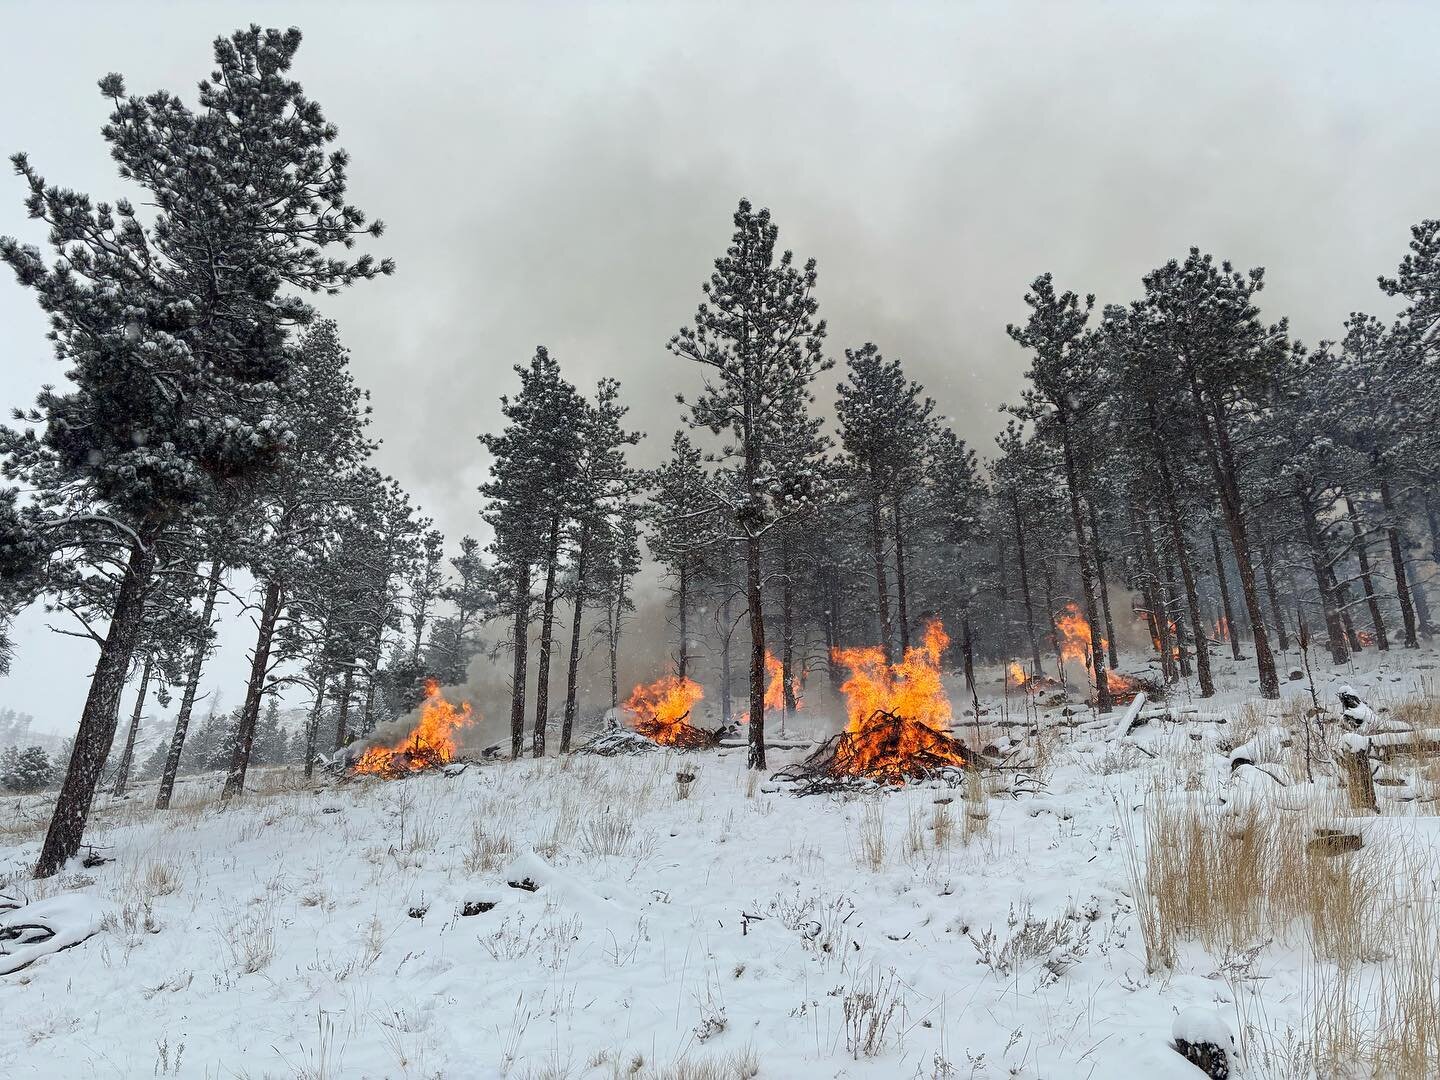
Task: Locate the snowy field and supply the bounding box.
[4,649,1440,1080]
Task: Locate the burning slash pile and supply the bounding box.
[1054,602,1152,705]
[1007,661,1061,693]
[581,674,723,754]
[352,680,474,778]
[774,621,973,794]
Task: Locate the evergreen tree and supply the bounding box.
[1006,275,1114,710]
[0,26,391,876]
[669,199,830,769]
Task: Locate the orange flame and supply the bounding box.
[824,621,966,781]
[624,674,707,746]
[1055,602,1096,670]
[1055,603,1142,703]
[353,680,474,776]
[832,621,952,733]
[1008,660,1029,687]
[1214,616,1231,642]
[739,651,801,724]
[1356,629,1375,647]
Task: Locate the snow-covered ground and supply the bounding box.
[3,647,1439,1079]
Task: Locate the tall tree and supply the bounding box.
[669,199,830,769]
[1006,275,1113,710]
[1141,250,1289,697]
[0,26,391,876]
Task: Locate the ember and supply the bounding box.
[623,674,719,750]
[353,680,474,777]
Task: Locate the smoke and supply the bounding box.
[4,4,1439,731]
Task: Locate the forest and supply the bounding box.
[2,21,1440,1080]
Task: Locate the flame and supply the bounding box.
[1055,602,1096,670]
[1055,603,1143,703]
[353,680,474,776]
[739,651,801,724]
[1356,629,1375,647]
[1214,616,1231,642]
[1008,661,1029,687]
[832,621,952,733]
[624,674,707,746]
[823,620,967,782]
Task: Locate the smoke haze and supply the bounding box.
[2,2,1437,730]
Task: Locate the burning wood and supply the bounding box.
[352,680,474,778]
[1053,602,1152,705]
[774,709,973,793]
[621,674,722,750]
[1007,661,1060,692]
[774,620,972,792]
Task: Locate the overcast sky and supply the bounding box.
[3,2,1437,733]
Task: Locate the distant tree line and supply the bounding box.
[2,23,1438,880]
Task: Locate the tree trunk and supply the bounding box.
[1379,479,1419,648]
[1259,537,1291,653]
[780,535,797,725]
[1346,497,1389,651]
[1405,552,1436,639]
[1011,491,1044,675]
[1195,393,1279,696]
[960,611,976,695]
[111,654,153,798]
[1154,449,1212,694]
[745,532,767,770]
[1090,502,1120,670]
[823,566,843,696]
[996,528,1013,666]
[1058,421,1110,711]
[35,534,156,878]
[608,573,626,712]
[1211,530,1244,661]
[157,559,224,809]
[508,562,531,756]
[1295,482,1349,666]
[223,579,283,799]
[1163,560,1193,677]
[360,634,382,738]
[868,489,894,664]
[334,664,355,753]
[532,513,563,758]
[1040,554,1064,675]
[302,668,330,781]
[561,525,590,753]
[891,492,911,655]
[720,579,734,727]
[676,561,688,680]
[1133,506,1176,683]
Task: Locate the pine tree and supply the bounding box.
[560,379,642,751]
[669,199,831,770]
[1138,251,1290,698]
[0,26,391,876]
[479,349,586,756]
[1006,275,1114,710]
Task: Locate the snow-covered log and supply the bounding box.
[0,894,106,976]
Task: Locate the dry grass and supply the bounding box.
[855,799,886,871]
[962,767,989,844]
[464,823,516,874]
[603,1047,759,1080]
[1127,763,1440,1078]
[1134,784,1381,964]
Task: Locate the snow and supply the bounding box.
[0,647,1438,1077]
[1172,1006,1235,1051]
